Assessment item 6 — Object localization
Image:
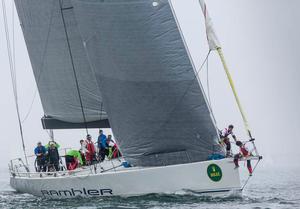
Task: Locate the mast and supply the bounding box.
[49,129,54,141]
[59,0,88,135]
[198,0,259,156]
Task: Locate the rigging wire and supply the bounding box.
[241,158,261,191]
[2,0,29,168]
[169,0,220,150]
[82,40,107,124]
[204,53,218,129]
[21,89,37,123]
[12,0,15,77]
[206,54,212,108]
[148,51,215,149]
[59,0,89,135]
[20,1,56,124]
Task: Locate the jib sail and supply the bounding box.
[71,0,222,166]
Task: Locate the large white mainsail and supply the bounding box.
[71,0,222,166]
[14,0,108,127]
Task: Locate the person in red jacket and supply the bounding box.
[234,141,253,176]
[85,134,95,165]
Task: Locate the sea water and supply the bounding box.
[0,165,299,209]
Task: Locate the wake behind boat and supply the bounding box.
[4,0,262,198]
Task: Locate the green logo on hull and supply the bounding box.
[207,164,222,182]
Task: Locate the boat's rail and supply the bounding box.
[9,147,262,179]
[9,148,126,178]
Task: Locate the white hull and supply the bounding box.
[10,159,241,198]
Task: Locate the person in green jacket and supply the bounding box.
[65,150,83,170]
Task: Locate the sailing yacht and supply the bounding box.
[7,0,261,198]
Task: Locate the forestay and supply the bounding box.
[72,0,222,166]
[14,0,108,125]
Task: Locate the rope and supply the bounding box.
[81,40,106,124]
[147,51,215,149]
[12,0,15,76]
[206,54,212,107]
[59,0,89,135]
[21,89,37,123]
[2,0,29,167]
[241,159,261,191]
[176,50,211,105]
[205,53,218,128]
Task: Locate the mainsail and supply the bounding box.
[14,0,109,128]
[71,0,222,166]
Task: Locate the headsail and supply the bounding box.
[14,0,108,128]
[198,0,220,50]
[71,0,222,166]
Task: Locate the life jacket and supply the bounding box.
[240,146,249,157]
[48,147,59,162]
[222,128,233,138]
[112,144,122,158]
[85,140,95,154]
[68,158,78,170]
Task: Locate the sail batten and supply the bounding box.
[72,0,222,166]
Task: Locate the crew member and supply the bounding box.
[220,125,237,157]
[106,135,122,159]
[65,149,83,170]
[47,141,60,171]
[97,130,107,161]
[85,134,95,165]
[34,141,47,172]
[234,141,253,176]
[79,139,87,166]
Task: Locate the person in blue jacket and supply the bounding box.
[34,141,47,172]
[97,130,107,161]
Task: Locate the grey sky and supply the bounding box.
[0,0,299,168]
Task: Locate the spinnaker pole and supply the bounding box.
[216,47,259,156]
[216,48,251,138]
